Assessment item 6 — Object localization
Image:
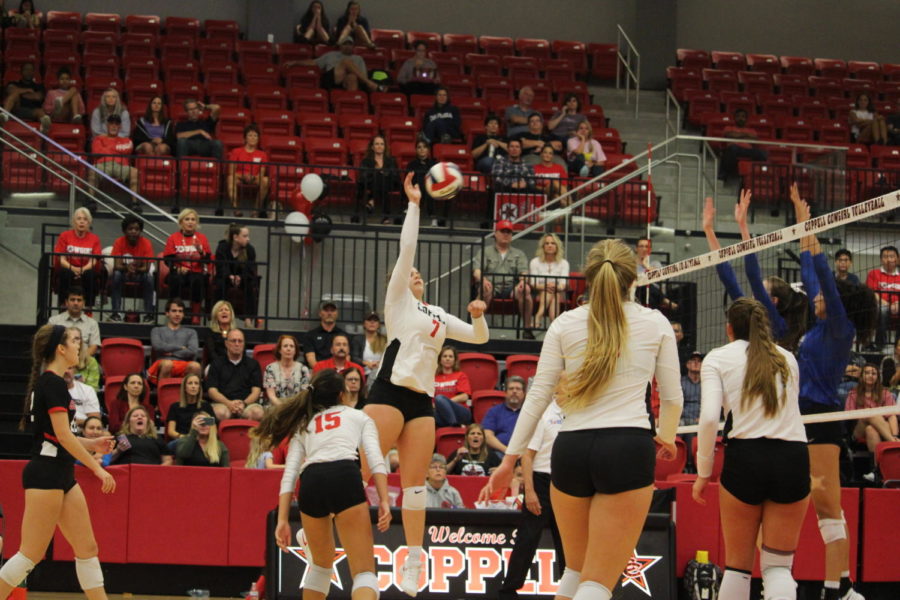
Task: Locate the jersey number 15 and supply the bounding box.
[314,412,341,433]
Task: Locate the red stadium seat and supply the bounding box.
[331,90,369,115]
[882,63,900,82]
[703,68,739,94]
[813,118,849,144]
[265,136,303,163]
[827,97,855,121]
[684,90,720,127]
[458,352,499,393]
[875,442,900,485]
[515,38,551,60]
[654,437,688,480]
[666,66,703,102]
[136,156,177,200]
[435,427,467,458]
[443,33,477,55]
[244,65,279,87]
[198,38,234,64]
[773,74,808,97]
[47,123,86,152]
[441,73,477,98]
[502,56,539,80]
[406,31,441,51]
[745,115,776,140]
[746,53,779,74]
[618,180,657,225]
[85,12,119,33]
[218,419,258,462]
[207,84,245,109]
[125,15,160,38]
[583,104,607,129]
[371,92,408,119]
[847,61,882,82]
[84,77,124,107]
[270,163,308,205]
[542,58,578,83]
[794,96,829,120]
[46,11,82,32]
[595,128,623,154]
[304,137,347,165]
[843,78,875,98]
[43,30,79,55]
[720,91,755,116]
[248,85,288,111]
[125,81,163,111]
[711,51,746,72]
[505,355,539,382]
[100,338,146,379]
[381,116,418,145]
[433,144,472,170]
[676,48,711,69]
[738,71,774,96]
[255,109,296,138]
[166,16,200,39]
[814,58,848,79]
[552,40,588,73]
[251,344,276,372]
[179,158,221,203]
[431,51,465,76]
[778,116,814,142]
[479,36,514,56]
[480,75,515,101]
[872,146,900,170]
[156,378,183,426]
[237,40,274,67]
[216,106,252,137]
[844,144,871,169]
[338,114,378,142]
[808,76,844,100]
[757,93,793,121]
[588,42,617,80]
[203,63,239,87]
[471,390,505,424]
[205,19,240,42]
[780,56,814,77]
[454,96,489,122]
[467,53,502,79]
[371,29,405,50]
[288,88,328,113]
[275,42,312,64]
[299,114,339,139]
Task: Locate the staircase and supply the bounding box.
[0,210,41,324]
[0,324,37,459]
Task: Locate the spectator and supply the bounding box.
[482,376,526,456]
[175,411,230,467]
[63,365,100,432]
[295,36,384,92]
[839,353,865,405]
[447,423,500,476]
[406,139,445,226]
[244,436,282,469]
[54,209,101,311]
[425,454,464,509]
[518,112,562,166]
[304,300,346,367]
[865,245,900,349]
[547,93,586,141]
[263,334,311,407]
[887,107,900,145]
[849,93,888,145]
[206,328,264,421]
[133,95,175,156]
[312,333,365,383]
[164,208,212,324]
[422,87,462,144]
[881,338,900,393]
[107,373,151,434]
[226,124,270,218]
[635,237,678,313]
[109,215,155,323]
[491,139,537,194]
[73,341,100,391]
[175,98,222,159]
[42,66,85,125]
[88,114,141,210]
[90,88,130,138]
[471,114,508,174]
[846,363,898,481]
[214,224,259,328]
[532,144,569,200]
[505,87,536,139]
[165,374,215,442]
[9,0,39,28]
[148,299,201,384]
[670,320,693,374]
[473,219,535,338]
[295,0,331,45]
[334,1,376,50]
[833,248,860,285]
[48,288,100,357]
[566,120,606,177]
[111,406,173,466]
[530,233,570,327]
[433,345,472,427]
[398,41,440,95]
[350,311,386,383]
[204,300,237,365]
[358,134,399,224]
[80,416,110,467]
[341,365,366,408]
[1,61,49,132]
[680,351,702,465]
[718,108,767,182]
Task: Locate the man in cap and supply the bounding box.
[292,37,386,92]
[304,300,347,368]
[473,222,535,339]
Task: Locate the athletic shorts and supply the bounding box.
[551,428,655,497]
[801,402,845,446]
[721,438,810,505]
[22,456,77,492]
[320,69,338,89]
[367,378,435,422]
[147,359,193,384]
[96,160,134,182]
[299,460,367,518]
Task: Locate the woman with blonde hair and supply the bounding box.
[53,206,101,307]
[163,208,211,324]
[693,297,808,600]
[90,88,130,138]
[203,300,236,365]
[112,406,173,466]
[175,411,229,467]
[264,334,312,407]
[530,233,571,327]
[433,345,472,428]
[483,238,682,600]
[566,120,606,178]
[165,373,215,443]
[351,312,387,386]
[447,423,499,476]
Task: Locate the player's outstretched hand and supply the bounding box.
[734,189,752,226]
[403,172,421,206]
[467,299,486,319]
[479,458,515,503]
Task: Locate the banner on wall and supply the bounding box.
[267,508,675,600]
[493,193,545,230]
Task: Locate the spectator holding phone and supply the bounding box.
[175,412,230,467]
[166,374,216,443]
[398,41,439,96]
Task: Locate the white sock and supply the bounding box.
[571,581,611,600]
[407,546,423,564]
[718,568,751,600]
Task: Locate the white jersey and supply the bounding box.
[378,202,489,396]
[279,405,386,495]
[507,302,683,456]
[527,400,564,474]
[697,340,805,477]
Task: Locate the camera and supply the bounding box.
[200,416,216,426]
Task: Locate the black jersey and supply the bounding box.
[30,371,76,462]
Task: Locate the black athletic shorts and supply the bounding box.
[367,378,435,422]
[320,69,338,89]
[299,460,367,518]
[721,438,810,505]
[551,428,655,497]
[801,402,845,446]
[22,457,77,492]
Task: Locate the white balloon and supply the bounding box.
[300,173,324,202]
[284,211,310,243]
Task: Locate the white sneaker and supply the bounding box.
[841,587,865,600]
[862,471,875,483]
[295,528,313,562]
[399,559,422,597]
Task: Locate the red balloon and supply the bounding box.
[289,189,313,215]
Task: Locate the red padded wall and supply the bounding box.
[0,461,27,559]
[861,489,900,581]
[228,468,282,566]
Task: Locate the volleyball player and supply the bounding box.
[0,324,116,600]
[264,369,391,600]
[363,172,489,596]
[483,239,683,600]
[693,298,809,600]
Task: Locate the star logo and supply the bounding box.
[620,549,662,596]
[499,202,519,221]
[287,545,348,589]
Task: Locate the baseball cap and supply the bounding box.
[364,311,381,322]
[319,300,337,310]
[106,114,122,123]
[495,220,513,232]
[688,351,704,360]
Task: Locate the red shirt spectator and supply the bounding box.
[112,234,154,268]
[54,229,101,269]
[533,162,568,180]
[92,131,134,166]
[312,357,367,386]
[434,371,472,399]
[163,231,211,274]
[228,146,268,177]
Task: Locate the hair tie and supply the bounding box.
[44,325,66,360]
[600,259,614,267]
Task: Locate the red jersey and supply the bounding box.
[54,230,101,268]
[533,163,568,180]
[112,236,154,269]
[228,147,268,177]
[866,267,900,303]
[163,231,211,274]
[92,135,134,166]
[433,371,472,399]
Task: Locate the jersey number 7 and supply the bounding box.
[314,412,341,433]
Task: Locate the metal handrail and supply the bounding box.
[665,88,681,139]
[616,24,641,118]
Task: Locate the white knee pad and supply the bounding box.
[353,571,379,597]
[0,552,35,587]
[402,486,427,511]
[555,567,581,599]
[304,564,333,595]
[818,517,846,544]
[760,547,796,600]
[75,556,104,590]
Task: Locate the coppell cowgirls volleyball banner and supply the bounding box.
[267,509,676,600]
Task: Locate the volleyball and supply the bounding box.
[425,162,463,200]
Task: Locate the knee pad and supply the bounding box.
[0,552,36,587]
[75,556,104,591]
[304,564,333,595]
[352,571,379,597]
[555,567,581,599]
[818,517,846,544]
[402,486,427,511]
[760,547,796,600]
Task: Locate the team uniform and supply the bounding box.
[280,405,387,518]
[506,302,683,496]
[698,340,809,505]
[22,371,78,492]
[369,201,489,421]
